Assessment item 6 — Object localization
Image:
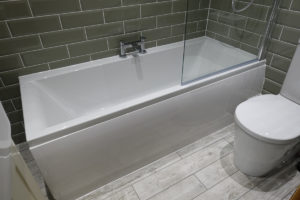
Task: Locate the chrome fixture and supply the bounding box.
[232,0,254,13]
[120,36,146,58]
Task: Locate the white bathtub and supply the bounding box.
[20,36,265,200]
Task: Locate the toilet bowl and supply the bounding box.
[234,40,300,176]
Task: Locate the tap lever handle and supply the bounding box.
[119,37,147,58]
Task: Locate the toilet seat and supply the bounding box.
[235,94,300,144]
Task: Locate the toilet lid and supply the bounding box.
[235,94,300,144]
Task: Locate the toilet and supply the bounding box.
[234,40,300,176]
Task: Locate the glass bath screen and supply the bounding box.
[182,0,279,83]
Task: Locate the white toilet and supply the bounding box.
[234,40,300,176]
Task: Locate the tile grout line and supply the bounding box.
[66,44,71,58]
[11,131,26,138]
[269,37,297,47]
[143,174,206,200]
[132,185,142,200]
[268,52,274,66]
[10,99,17,111]
[0,10,201,42]
[288,0,294,10]
[271,51,293,61]
[3,52,91,75]
[208,18,265,40]
[193,174,209,191]
[176,136,230,159]
[210,30,259,54]
[0,34,119,59]
[0,52,94,74]
[194,169,263,200]
[78,0,83,11]
[106,39,110,50]
[140,3,142,19]
[58,15,64,30]
[102,9,106,24]
[46,63,51,70]
[265,77,282,86]
[122,21,126,35]
[0,78,5,88]
[83,26,88,40]
[189,139,233,167]
[2,3,296,27]
[2,3,168,23]
[78,153,183,200]
[238,1,274,9]
[0,26,88,41]
[267,65,287,75]
[211,7,271,23]
[4,21,13,38]
[278,25,284,40]
[205,0,211,32]
[26,0,34,16]
[262,89,272,94]
[194,153,238,189]
[17,53,26,68]
[280,25,300,31]
[131,139,233,200]
[38,35,44,48]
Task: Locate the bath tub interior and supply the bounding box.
[20,36,259,144]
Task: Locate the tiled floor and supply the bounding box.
[76,124,300,200]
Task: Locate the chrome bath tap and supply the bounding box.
[120,36,146,58]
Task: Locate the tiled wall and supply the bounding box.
[204,0,300,94]
[0,0,209,143]
[0,0,299,144]
[264,0,300,94]
[206,0,272,55]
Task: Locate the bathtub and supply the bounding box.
[20,36,265,200]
